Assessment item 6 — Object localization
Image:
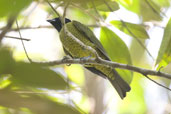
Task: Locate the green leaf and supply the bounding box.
[0,0,32,18]
[11,62,68,90]
[150,0,170,7]
[156,18,171,65]
[110,20,149,39]
[0,89,81,114]
[140,0,162,21]
[0,75,11,89]
[95,1,119,12]
[117,0,140,14]
[100,27,133,84]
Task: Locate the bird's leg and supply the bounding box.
[80,55,92,61]
[80,55,93,67]
[62,55,72,66]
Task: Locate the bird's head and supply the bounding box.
[47,17,71,32]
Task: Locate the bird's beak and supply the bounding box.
[47,19,54,23]
[47,19,51,22]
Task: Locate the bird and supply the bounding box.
[47,17,131,99]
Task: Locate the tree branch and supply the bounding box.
[33,57,171,80]
[0,17,16,43]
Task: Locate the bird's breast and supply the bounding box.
[59,23,96,58]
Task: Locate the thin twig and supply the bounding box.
[144,75,171,91]
[91,0,104,21]
[70,3,100,22]
[1,26,53,32]
[4,35,30,41]
[61,2,70,26]
[0,24,100,32]
[16,20,32,62]
[46,0,60,17]
[46,1,64,18]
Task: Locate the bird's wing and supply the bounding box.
[72,21,110,60]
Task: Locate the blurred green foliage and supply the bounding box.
[0,0,171,113]
[0,48,81,114]
[0,0,32,18]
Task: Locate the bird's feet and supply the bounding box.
[62,55,72,66]
[80,55,91,61]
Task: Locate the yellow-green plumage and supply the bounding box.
[47,18,131,99]
[60,22,97,58]
[60,22,114,79]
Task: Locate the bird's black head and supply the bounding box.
[47,17,71,32]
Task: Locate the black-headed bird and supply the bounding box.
[47,18,131,99]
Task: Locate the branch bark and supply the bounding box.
[33,57,171,80]
[0,17,16,43]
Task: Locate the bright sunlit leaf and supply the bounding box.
[0,75,11,89]
[65,64,85,86]
[100,27,133,84]
[119,0,133,5]
[156,18,171,65]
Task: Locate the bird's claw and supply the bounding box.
[62,55,72,66]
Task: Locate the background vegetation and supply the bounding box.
[0,0,171,114]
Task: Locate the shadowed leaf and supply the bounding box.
[95,1,119,12]
[110,20,149,39]
[11,62,68,90]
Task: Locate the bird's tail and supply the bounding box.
[108,70,131,99]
